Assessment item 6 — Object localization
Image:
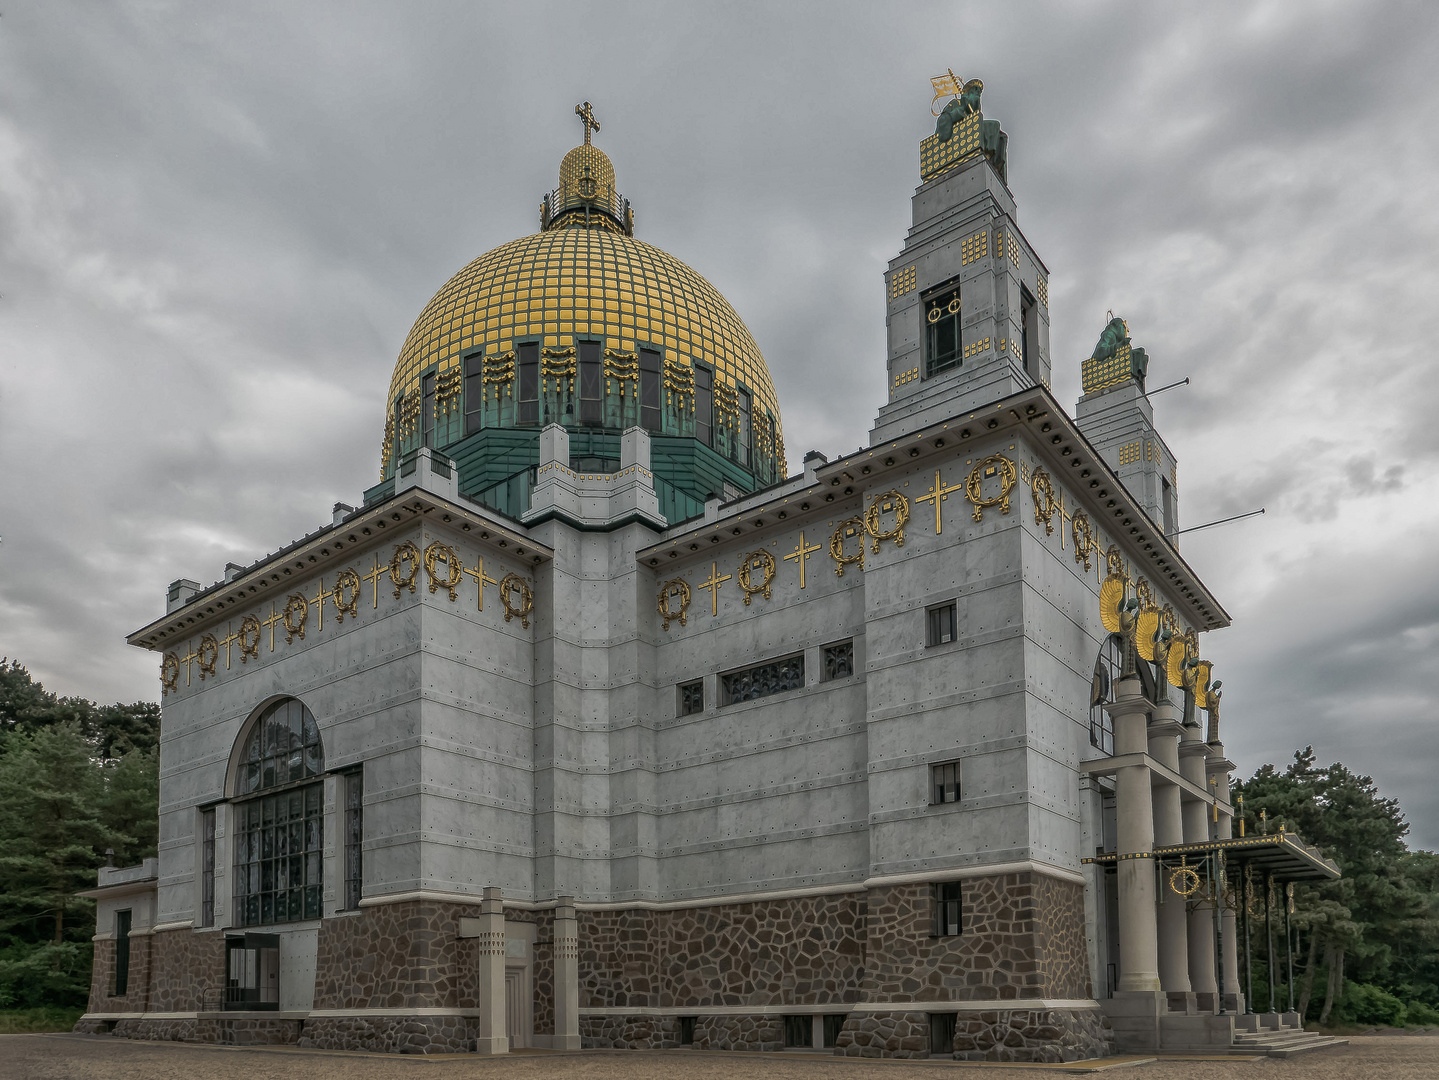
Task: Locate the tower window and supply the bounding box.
[694,365,713,446]
[931,760,961,805]
[1162,476,1176,538]
[927,602,958,646]
[1020,286,1036,376]
[934,882,963,936]
[737,388,752,467]
[518,343,539,426]
[199,807,216,927]
[578,341,602,426]
[823,640,854,681]
[678,679,704,716]
[421,371,436,448]
[463,352,485,436]
[639,348,662,431]
[924,280,962,377]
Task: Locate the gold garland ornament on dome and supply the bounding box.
[424,542,463,601]
[332,569,361,623]
[737,550,777,605]
[964,454,1017,522]
[283,594,309,644]
[1169,856,1202,898]
[1030,465,1057,535]
[483,352,516,400]
[865,491,911,553]
[830,517,866,577]
[604,349,638,395]
[161,653,180,696]
[657,578,691,630]
[1072,510,1096,571]
[390,542,421,599]
[238,615,261,663]
[500,573,534,629]
[436,366,463,415]
[197,634,219,681]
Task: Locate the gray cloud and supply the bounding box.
[2,1,1437,845]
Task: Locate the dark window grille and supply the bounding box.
[934,882,962,936]
[678,1016,697,1045]
[925,281,962,377]
[344,771,363,910]
[1090,634,1121,756]
[931,761,961,805]
[929,1012,957,1055]
[421,371,436,448]
[200,808,216,927]
[782,1015,811,1047]
[235,784,324,927]
[737,389,752,467]
[578,341,602,426]
[518,343,539,425]
[927,602,957,646]
[823,640,854,681]
[679,680,704,716]
[721,653,804,705]
[237,698,323,796]
[463,352,485,436]
[823,1014,846,1048]
[1020,286,1035,376]
[112,910,131,996]
[640,348,662,431]
[694,366,713,446]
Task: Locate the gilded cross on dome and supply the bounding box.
[575,101,600,145]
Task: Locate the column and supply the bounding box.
[1109,677,1160,993]
[1178,721,1218,1011]
[474,887,509,1055]
[1148,698,1190,1003]
[552,896,581,1050]
[1208,751,1243,1013]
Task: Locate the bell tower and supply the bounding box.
[871,75,1051,444]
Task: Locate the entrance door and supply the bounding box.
[505,968,529,1048]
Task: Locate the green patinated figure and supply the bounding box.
[1090,316,1149,386]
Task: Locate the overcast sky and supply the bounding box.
[1,2,1436,848]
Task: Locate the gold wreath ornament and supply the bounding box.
[390,542,421,598]
[737,550,777,605]
[333,570,361,623]
[161,653,180,695]
[864,491,910,553]
[239,615,261,662]
[283,594,309,643]
[424,542,463,601]
[500,573,534,629]
[197,634,219,681]
[830,518,866,577]
[658,578,691,630]
[1030,466,1057,534]
[1072,511,1096,570]
[1169,857,1202,898]
[965,454,1016,522]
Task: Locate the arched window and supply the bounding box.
[233,698,325,926]
[1089,634,1122,756]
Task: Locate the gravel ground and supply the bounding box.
[4,1033,1436,1080]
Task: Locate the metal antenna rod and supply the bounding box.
[1168,507,1265,538]
[1144,377,1190,398]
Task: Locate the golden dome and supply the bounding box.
[559,144,615,200]
[382,227,784,473]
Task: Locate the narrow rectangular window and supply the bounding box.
[737,388,752,467]
[464,352,485,436]
[344,771,363,911]
[639,348,662,431]
[783,1015,812,1047]
[927,602,957,646]
[931,761,961,805]
[200,807,216,927]
[934,882,962,936]
[518,343,540,426]
[579,341,602,426]
[112,909,132,996]
[721,653,805,705]
[924,279,962,377]
[1162,476,1176,538]
[421,371,436,448]
[678,680,704,717]
[678,1016,697,1045]
[1020,286,1036,376]
[823,1014,846,1048]
[694,365,713,446]
[822,640,854,681]
[929,1012,957,1055]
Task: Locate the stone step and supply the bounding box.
[1231,1029,1350,1058]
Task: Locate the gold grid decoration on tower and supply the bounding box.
[889,265,916,300]
[1036,277,1048,308]
[961,230,989,265]
[1082,341,1133,394]
[920,110,982,182]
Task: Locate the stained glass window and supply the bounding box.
[343,771,363,911]
[823,641,854,681]
[721,654,804,705]
[236,699,323,797]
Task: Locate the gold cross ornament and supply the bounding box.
[575,101,600,145]
[310,579,333,632]
[783,533,821,589]
[698,562,731,617]
[262,604,283,652]
[220,625,240,670]
[362,557,387,609]
[916,469,965,534]
[464,558,499,610]
[179,645,200,687]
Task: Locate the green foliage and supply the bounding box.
[0,660,161,1009]
[1405,999,1439,1026]
[0,1006,86,1033]
[1339,981,1408,1026]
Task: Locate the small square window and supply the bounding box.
[931,761,961,805]
[678,1016,697,1045]
[929,1012,957,1055]
[679,680,704,716]
[822,640,854,681]
[927,602,957,647]
[782,1014,812,1047]
[934,882,962,936]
